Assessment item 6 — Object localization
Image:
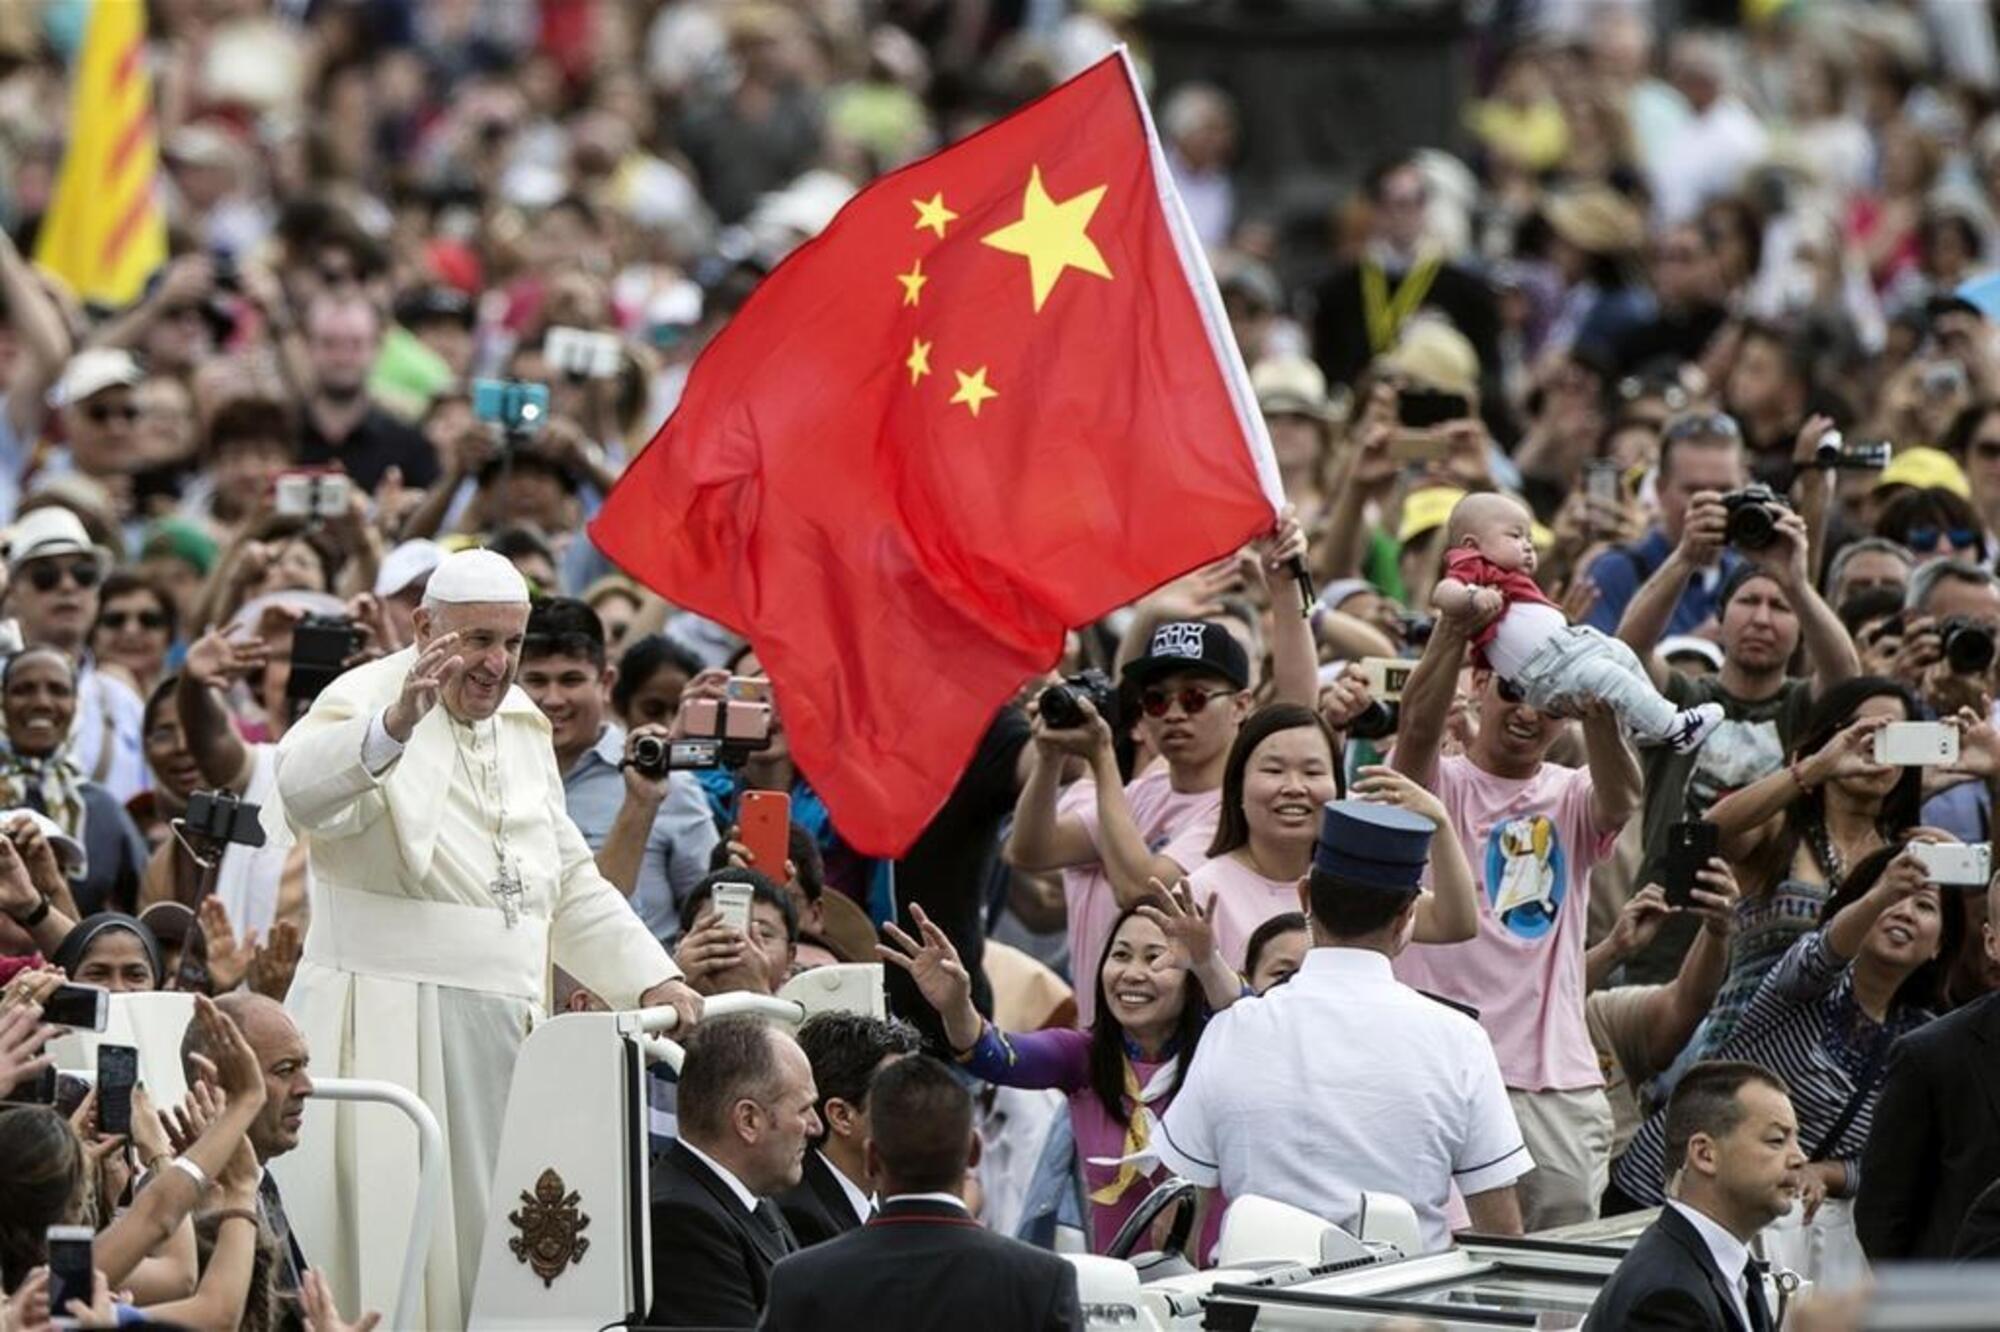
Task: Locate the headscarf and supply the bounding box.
[50,913,163,989]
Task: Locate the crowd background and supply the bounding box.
[2,0,2000,1328]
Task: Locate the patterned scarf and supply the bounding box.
[0,746,88,840]
[1086,1054,1182,1206]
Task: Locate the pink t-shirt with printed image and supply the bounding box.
[1189,852,1302,973]
[1061,764,1222,1027]
[1392,753,1618,1093]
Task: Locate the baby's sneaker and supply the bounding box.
[1664,702,1725,753]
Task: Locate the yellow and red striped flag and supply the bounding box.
[35,0,167,307]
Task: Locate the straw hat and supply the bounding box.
[1542,185,1646,256]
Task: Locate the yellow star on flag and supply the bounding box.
[950,366,998,417]
[896,259,928,307]
[913,192,958,239]
[906,337,933,385]
[980,166,1113,312]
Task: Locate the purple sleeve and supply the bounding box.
[956,1022,1092,1092]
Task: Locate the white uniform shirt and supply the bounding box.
[1154,946,1530,1253]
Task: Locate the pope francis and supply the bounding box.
[271,550,703,1329]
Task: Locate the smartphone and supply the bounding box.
[1358,656,1413,703]
[1873,721,1960,767]
[42,983,108,1032]
[543,325,623,379]
[45,1224,93,1321]
[712,881,755,934]
[1911,841,1992,886]
[1398,386,1470,429]
[680,698,773,743]
[1664,820,1720,909]
[96,1044,137,1137]
[1584,460,1623,504]
[273,469,351,520]
[1386,428,1454,463]
[725,675,772,703]
[286,614,363,703]
[739,790,791,877]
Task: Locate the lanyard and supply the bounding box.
[1361,251,1442,354]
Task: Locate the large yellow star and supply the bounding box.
[949,366,997,417]
[896,259,928,307]
[912,192,958,239]
[980,166,1113,312]
[906,337,933,385]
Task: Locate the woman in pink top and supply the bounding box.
[882,900,1240,1256]
[1188,703,1482,970]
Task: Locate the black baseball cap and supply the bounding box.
[1119,620,1251,692]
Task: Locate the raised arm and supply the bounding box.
[177,632,265,793]
[1642,862,1740,1071]
[594,726,670,896]
[1707,714,1888,861]
[1615,491,1725,689]
[0,229,70,443]
[1387,612,1473,789]
[1255,511,1321,708]
[1351,766,1478,944]
[1002,716,1101,873]
[1317,383,1400,582]
[1579,701,1641,834]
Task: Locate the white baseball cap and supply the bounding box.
[373,539,445,598]
[0,807,87,878]
[49,348,142,409]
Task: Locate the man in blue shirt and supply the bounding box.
[1585,411,1747,637]
[521,597,719,943]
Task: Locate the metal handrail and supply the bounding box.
[310,1077,444,1332]
[620,992,807,1040]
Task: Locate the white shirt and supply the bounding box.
[883,1192,968,1212]
[818,1150,872,1224]
[1154,947,1530,1253]
[680,1139,762,1215]
[1667,1201,1754,1331]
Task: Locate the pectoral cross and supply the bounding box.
[493,859,525,930]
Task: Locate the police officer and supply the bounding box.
[1154,801,1531,1252]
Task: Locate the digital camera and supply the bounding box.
[1721,484,1789,551]
[1038,669,1115,730]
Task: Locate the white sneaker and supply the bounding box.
[1663,702,1726,753]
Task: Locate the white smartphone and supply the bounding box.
[1358,656,1413,703]
[1873,721,1959,767]
[712,881,755,934]
[544,325,622,379]
[1911,841,1992,886]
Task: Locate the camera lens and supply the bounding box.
[1945,620,1997,675]
[1726,503,1777,550]
[631,734,668,776]
[1347,699,1400,741]
[1038,683,1082,730]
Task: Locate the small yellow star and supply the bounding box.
[905,337,933,385]
[896,259,928,307]
[949,365,997,417]
[981,165,1113,312]
[912,192,958,239]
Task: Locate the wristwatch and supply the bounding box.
[8,895,49,928]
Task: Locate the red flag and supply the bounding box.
[592,51,1282,855]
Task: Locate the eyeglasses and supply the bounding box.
[1138,686,1236,718]
[1905,526,1982,553]
[83,402,138,425]
[100,609,168,632]
[26,559,101,592]
[1494,676,1528,704]
[1661,411,1742,445]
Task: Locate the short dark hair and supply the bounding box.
[1244,911,1307,979]
[787,823,824,903]
[679,867,799,943]
[676,1014,781,1142]
[611,634,705,718]
[486,525,556,569]
[1306,868,1415,939]
[522,596,606,668]
[205,395,294,461]
[1836,585,1906,639]
[865,1055,974,1193]
[1662,1060,1790,1172]
[796,1013,921,1146]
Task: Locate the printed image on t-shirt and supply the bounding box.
[1484,814,1566,940]
[1684,717,1785,819]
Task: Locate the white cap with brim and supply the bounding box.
[0,807,87,878]
[374,539,445,599]
[3,506,114,568]
[1658,634,1725,671]
[49,348,142,409]
[425,549,530,604]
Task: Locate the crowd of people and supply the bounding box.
[2,0,2000,1329]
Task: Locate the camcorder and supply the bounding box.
[1810,430,1892,471]
[472,377,551,436]
[1720,484,1791,551]
[632,679,775,775]
[287,614,363,703]
[1038,669,1114,730]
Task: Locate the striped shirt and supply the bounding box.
[1612,928,1932,1204]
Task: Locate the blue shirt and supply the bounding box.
[561,724,721,943]
[1583,527,1741,637]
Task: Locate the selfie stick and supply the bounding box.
[1286,555,1315,620]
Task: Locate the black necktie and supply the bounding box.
[259,1172,307,1294]
[753,1199,798,1256]
[1742,1257,1774,1332]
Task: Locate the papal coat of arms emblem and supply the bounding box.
[508,1168,591,1286]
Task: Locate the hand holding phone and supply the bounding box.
[711,881,755,935]
[1910,841,1992,886]
[1873,721,1960,767]
[95,1043,137,1137]
[738,790,791,879]
[1663,820,1720,909]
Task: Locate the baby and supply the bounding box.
[1429,492,1723,752]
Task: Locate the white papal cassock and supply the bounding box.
[271,647,678,1329]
